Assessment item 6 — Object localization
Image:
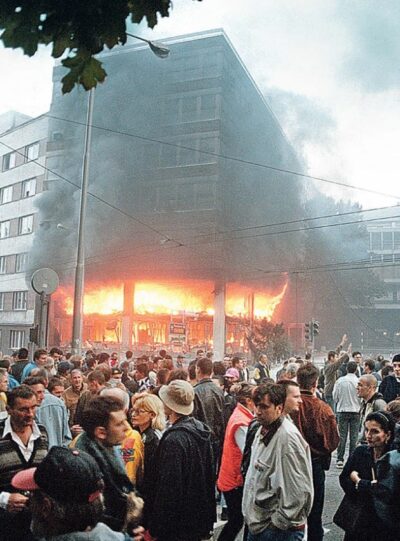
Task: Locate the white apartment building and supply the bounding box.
[0,111,48,354]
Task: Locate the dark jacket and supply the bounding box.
[241,418,260,478]
[339,445,380,537]
[380,375,400,403]
[10,360,30,383]
[373,449,400,537]
[137,426,162,527]
[148,416,216,541]
[193,378,226,449]
[73,432,135,532]
[339,445,399,539]
[253,362,270,384]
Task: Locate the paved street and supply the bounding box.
[215,361,346,540]
[215,458,345,540]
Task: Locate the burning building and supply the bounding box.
[31,29,307,355]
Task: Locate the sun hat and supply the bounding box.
[159,380,194,415]
[12,446,104,503]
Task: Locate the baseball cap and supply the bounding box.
[12,446,104,503]
[225,368,240,379]
[159,380,194,415]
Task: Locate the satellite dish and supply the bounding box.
[31,268,59,295]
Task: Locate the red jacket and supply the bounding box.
[292,390,339,460]
[217,403,254,492]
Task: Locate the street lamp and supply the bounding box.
[71,35,170,354]
[126,32,170,58]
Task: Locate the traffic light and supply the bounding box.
[305,322,312,341]
[313,320,320,336]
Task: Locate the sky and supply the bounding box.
[1,0,400,208]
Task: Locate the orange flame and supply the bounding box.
[55,280,287,321]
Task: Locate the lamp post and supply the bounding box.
[71,35,170,354]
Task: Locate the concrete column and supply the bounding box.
[213,282,226,361]
[121,281,134,349]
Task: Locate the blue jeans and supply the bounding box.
[247,527,304,541]
[337,412,359,462]
[325,395,335,413]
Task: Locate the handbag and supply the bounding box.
[333,494,366,533]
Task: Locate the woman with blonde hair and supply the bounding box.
[131,393,166,528]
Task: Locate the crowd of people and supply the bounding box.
[0,339,400,541]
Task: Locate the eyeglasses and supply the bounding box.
[131,408,151,416]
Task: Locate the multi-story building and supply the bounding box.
[0,111,48,354]
[30,29,305,354]
[363,219,400,351]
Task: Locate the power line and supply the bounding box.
[328,272,400,347]
[0,140,184,246]
[46,113,400,200]
[2,138,400,250]
[178,213,400,248]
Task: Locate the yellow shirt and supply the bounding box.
[120,427,144,485]
[70,427,144,485]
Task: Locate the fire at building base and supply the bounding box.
[51,279,288,355]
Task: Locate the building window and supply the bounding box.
[0,292,4,311]
[2,152,16,171]
[370,232,381,251]
[9,330,26,349]
[25,142,40,161]
[394,232,400,251]
[0,256,5,274]
[18,215,34,235]
[196,183,216,209]
[0,220,10,239]
[382,232,393,250]
[12,291,27,310]
[199,94,217,120]
[15,253,28,273]
[198,137,218,164]
[22,178,36,198]
[0,185,13,204]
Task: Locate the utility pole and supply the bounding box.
[71,88,94,355]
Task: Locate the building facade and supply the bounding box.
[363,220,400,352]
[0,112,48,354]
[30,29,305,354]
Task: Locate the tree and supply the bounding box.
[246,320,291,361]
[0,1,202,93]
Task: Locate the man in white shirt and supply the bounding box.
[0,385,48,540]
[332,361,360,468]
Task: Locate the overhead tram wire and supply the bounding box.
[327,272,400,347]
[45,113,400,201]
[1,141,400,249]
[2,142,400,267]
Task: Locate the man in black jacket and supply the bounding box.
[253,354,270,384]
[149,380,216,541]
[193,357,225,469]
[380,355,400,403]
